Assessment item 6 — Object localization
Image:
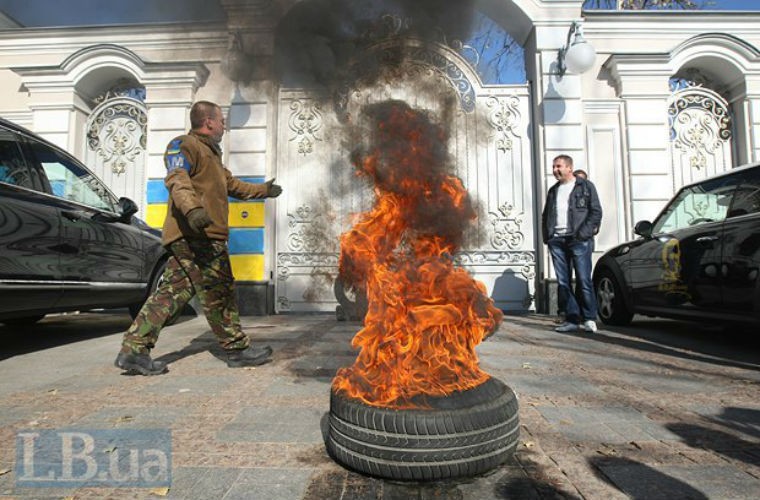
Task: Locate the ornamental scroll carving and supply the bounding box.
[455,250,534,266]
[407,46,476,113]
[455,250,535,282]
[288,100,323,156]
[279,204,340,310]
[334,42,476,119]
[669,88,732,171]
[456,251,536,308]
[86,100,147,175]
[489,202,525,250]
[486,95,521,153]
[285,204,338,253]
[277,296,291,310]
[277,252,340,283]
[276,251,340,311]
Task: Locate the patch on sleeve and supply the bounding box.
[166,152,191,172]
[166,139,182,154]
[165,139,191,172]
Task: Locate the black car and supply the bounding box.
[0,117,167,327]
[593,163,760,326]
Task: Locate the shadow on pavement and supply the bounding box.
[713,407,760,440]
[606,318,760,363]
[510,315,760,372]
[0,310,197,361]
[0,310,132,360]
[595,320,760,371]
[153,330,217,366]
[666,406,760,468]
[150,329,280,370]
[301,457,582,500]
[589,456,709,500]
[491,471,582,499]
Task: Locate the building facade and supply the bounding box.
[1,0,758,314]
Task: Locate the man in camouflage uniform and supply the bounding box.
[115,100,282,375]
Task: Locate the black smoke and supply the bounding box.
[274,0,476,89]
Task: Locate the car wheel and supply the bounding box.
[129,260,167,319]
[2,314,45,327]
[595,268,633,326]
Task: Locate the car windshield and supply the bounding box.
[652,174,739,234]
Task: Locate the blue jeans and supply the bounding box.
[548,236,597,323]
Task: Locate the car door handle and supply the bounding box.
[696,235,720,244]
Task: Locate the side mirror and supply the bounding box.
[634,220,653,238]
[117,197,139,222]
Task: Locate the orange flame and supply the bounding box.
[332,101,503,409]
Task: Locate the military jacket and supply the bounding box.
[161,131,268,245]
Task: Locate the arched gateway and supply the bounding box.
[272,5,536,313]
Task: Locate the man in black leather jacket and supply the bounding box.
[542,155,602,333]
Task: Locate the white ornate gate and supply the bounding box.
[84,90,148,214]
[668,85,733,189]
[274,40,535,313]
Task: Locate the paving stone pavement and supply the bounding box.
[0,312,758,499]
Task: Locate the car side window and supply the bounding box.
[727,168,760,218]
[653,174,740,233]
[0,129,36,189]
[26,140,116,212]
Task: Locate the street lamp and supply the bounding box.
[557,21,596,77]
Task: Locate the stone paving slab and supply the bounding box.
[167,467,242,499]
[505,374,606,397]
[0,406,38,427]
[218,407,325,443]
[224,468,315,500]
[534,406,683,443]
[0,312,759,499]
[73,406,189,428]
[481,356,553,371]
[261,375,333,397]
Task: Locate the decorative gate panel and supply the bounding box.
[274,44,534,313]
[669,86,733,189]
[84,97,148,214]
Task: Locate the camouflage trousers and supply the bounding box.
[121,238,250,355]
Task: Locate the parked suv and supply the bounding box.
[593,163,760,326]
[0,117,166,326]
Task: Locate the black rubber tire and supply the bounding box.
[326,377,520,481]
[595,268,634,326]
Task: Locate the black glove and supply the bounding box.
[264,178,282,198]
[186,207,213,234]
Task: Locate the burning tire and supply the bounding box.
[326,377,519,481]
